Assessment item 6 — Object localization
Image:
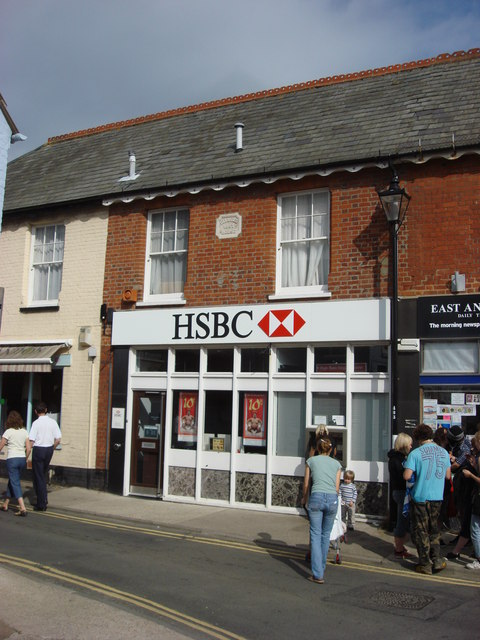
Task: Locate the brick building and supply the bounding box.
[2,50,480,516]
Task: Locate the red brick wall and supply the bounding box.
[95,155,480,468]
[396,156,480,297]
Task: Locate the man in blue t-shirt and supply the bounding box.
[404,423,451,575]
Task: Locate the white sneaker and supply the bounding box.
[466,559,480,570]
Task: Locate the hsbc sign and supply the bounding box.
[170,308,306,341]
[112,299,389,346]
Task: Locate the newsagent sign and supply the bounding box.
[418,295,480,338]
[112,299,389,346]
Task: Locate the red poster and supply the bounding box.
[243,393,267,447]
[178,392,198,442]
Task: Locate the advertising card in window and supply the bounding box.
[178,392,197,442]
[243,393,267,447]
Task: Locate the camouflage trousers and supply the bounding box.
[410,500,443,567]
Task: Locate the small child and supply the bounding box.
[340,470,357,530]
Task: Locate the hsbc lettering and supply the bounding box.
[173,311,253,340]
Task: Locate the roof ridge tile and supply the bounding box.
[46,48,480,145]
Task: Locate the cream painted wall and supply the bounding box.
[0,205,109,469]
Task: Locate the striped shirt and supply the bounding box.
[340,482,357,505]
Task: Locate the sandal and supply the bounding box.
[0,504,8,512]
[14,510,27,517]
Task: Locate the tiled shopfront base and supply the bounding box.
[235,472,266,504]
[168,466,195,497]
[272,475,303,507]
[167,465,388,516]
[201,469,230,501]
[356,481,388,516]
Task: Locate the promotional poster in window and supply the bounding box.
[178,392,198,442]
[243,393,267,447]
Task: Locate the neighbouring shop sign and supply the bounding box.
[418,295,480,338]
[243,393,267,447]
[178,392,198,443]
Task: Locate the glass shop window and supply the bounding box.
[314,347,346,373]
[422,386,480,436]
[207,349,233,372]
[351,393,389,461]
[136,350,168,372]
[422,342,479,373]
[237,391,268,454]
[354,345,388,372]
[312,392,346,428]
[275,392,306,457]
[203,390,232,452]
[171,390,198,450]
[175,349,200,372]
[277,347,306,373]
[240,348,269,373]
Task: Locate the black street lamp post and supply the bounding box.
[377,165,411,438]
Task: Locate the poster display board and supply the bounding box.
[243,393,267,447]
[178,392,198,443]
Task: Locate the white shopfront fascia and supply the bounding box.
[113,299,391,510]
[112,299,390,346]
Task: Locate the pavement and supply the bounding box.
[0,481,479,639]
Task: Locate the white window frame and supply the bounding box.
[28,223,65,306]
[272,189,330,300]
[143,207,189,305]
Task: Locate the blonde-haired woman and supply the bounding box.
[387,432,413,558]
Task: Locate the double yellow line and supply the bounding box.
[34,509,480,587]
[0,551,246,640]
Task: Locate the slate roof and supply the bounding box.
[4,51,480,213]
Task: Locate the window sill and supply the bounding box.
[20,304,59,313]
[136,298,186,307]
[268,290,331,301]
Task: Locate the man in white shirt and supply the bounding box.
[29,401,61,511]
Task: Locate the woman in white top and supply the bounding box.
[0,410,31,516]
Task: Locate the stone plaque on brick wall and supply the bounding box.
[216,212,242,239]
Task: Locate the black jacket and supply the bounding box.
[388,449,406,492]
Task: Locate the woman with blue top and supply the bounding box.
[302,436,341,584]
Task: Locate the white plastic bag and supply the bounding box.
[330,498,346,541]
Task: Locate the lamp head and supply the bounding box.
[377,165,411,225]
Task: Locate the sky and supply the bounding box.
[1,0,479,161]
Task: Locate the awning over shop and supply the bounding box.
[0,343,70,372]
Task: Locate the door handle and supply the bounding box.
[113,443,122,451]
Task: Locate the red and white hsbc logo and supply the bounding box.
[258,309,306,338]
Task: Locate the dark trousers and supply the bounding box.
[32,446,54,509]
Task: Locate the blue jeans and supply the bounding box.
[6,457,26,499]
[308,492,338,580]
[471,514,480,560]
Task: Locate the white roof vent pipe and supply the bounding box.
[234,122,244,152]
[119,150,140,182]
